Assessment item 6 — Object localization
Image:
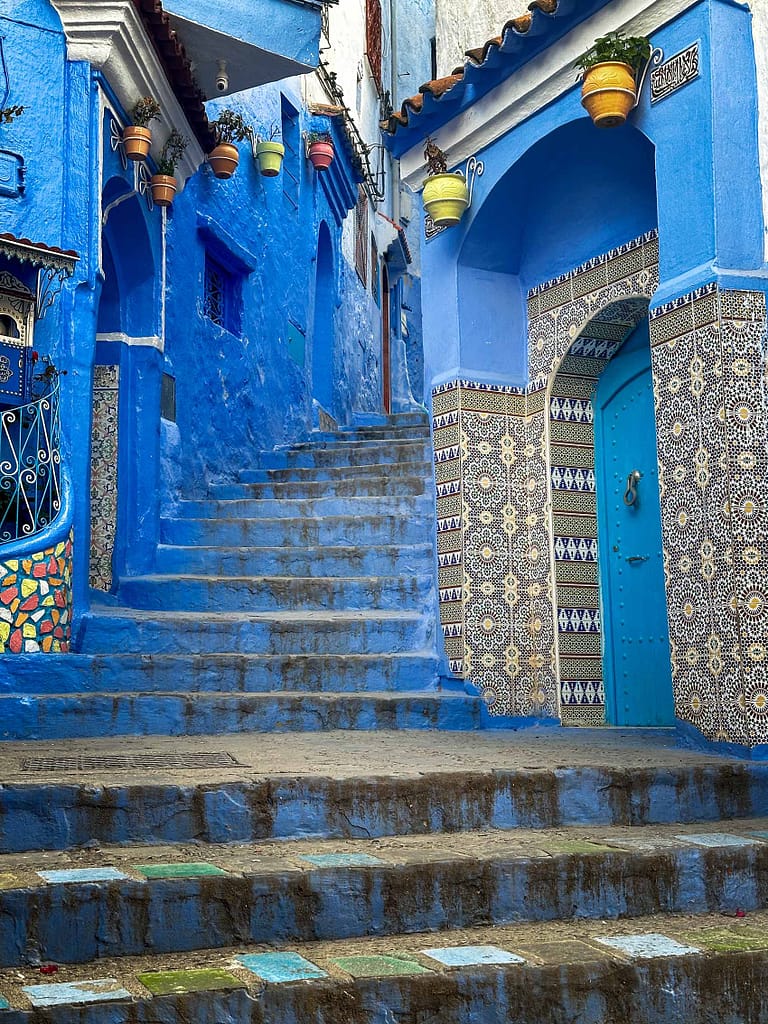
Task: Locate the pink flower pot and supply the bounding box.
[308,141,334,171]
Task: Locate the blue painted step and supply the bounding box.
[255,442,430,470]
[175,494,432,520]
[209,475,426,499]
[153,542,435,576]
[237,460,433,483]
[116,574,434,612]
[0,691,482,740]
[0,652,440,694]
[160,513,432,547]
[77,609,434,655]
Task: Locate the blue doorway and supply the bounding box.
[594,320,674,726]
[312,222,335,421]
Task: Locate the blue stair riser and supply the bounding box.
[208,476,427,500]
[175,495,432,520]
[1,843,765,966]
[309,425,431,442]
[256,444,431,470]
[153,543,435,577]
[116,575,434,613]
[0,653,440,695]
[278,438,430,454]
[4,764,768,852]
[77,613,434,655]
[352,411,429,427]
[0,692,483,741]
[238,461,433,483]
[160,515,433,548]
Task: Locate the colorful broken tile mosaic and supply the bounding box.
[0,529,73,653]
[237,952,326,983]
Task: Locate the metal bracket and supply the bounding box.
[464,155,484,210]
[136,162,154,213]
[109,114,128,171]
[35,267,68,320]
[632,47,665,109]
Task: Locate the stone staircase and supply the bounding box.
[0,413,484,740]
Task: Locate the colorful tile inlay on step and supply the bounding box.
[133,862,227,879]
[37,867,130,884]
[675,833,757,848]
[22,980,131,1007]
[299,853,385,868]
[596,934,701,958]
[138,969,245,996]
[330,955,432,978]
[237,952,327,983]
[0,530,73,653]
[421,945,525,967]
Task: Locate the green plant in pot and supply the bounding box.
[255,123,284,178]
[150,130,187,207]
[421,137,468,228]
[208,108,250,179]
[576,31,651,127]
[125,96,160,160]
[307,131,334,171]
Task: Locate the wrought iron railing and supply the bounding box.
[0,374,61,543]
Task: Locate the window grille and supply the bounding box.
[354,188,368,286]
[370,233,380,307]
[203,252,242,336]
[281,96,300,211]
[366,0,383,92]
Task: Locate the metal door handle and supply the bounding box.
[626,555,649,564]
[624,470,642,506]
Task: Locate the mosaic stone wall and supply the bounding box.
[433,232,659,722]
[89,365,119,592]
[650,285,768,747]
[0,531,73,653]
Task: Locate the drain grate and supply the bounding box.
[21,752,245,773]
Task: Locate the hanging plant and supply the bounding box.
[575,32,651,128]
[124,97,160,161]
[0,105,25,125]
[255,123,284,178]
[208,108,250,179]
[307,131,334,171]
[421,137,468,228]
[150,130,188,207]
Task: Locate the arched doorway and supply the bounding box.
[548,297,673,726]
[312,222,335,423]
[381,264,391,414]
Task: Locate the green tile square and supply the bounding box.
[330,955,432,978]
[134,862,227,879]
[138,969,245,996]
[681,929,768,953]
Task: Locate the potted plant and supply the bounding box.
[124,97,160,161]
[307,131,334,171]
[0,105,25,125]
[150,130,187,207]
[255,123,285,178]
[576,31,651,128]
[208,108,250,179]
[421,137,468,228]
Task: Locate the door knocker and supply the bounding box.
[624,469,642,507]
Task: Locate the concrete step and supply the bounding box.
[0,652,440,695]
[209,475,427,500]
[175,494,432,521]
[256,442,431,470]
[238,460,433,483]
[278,437,430,454]
[1,820,766,966]
[352,411,429,427]
[0,911,766,1022]
[160,513,432,547]
[153,542,435,577]
[310,425,431,442]
[116,574,434,613]
[1,729,767,852]
[77,609,434,655]
[0,691,481,742]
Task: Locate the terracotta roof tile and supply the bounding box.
[383,0,559,137]
[0,233,79,261]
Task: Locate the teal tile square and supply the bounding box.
[134,862,227,879]
[331,955,432,978]
[237,952,326,983]
[0,997,8,1010]
[38,868,130,884]
[300,853,385,868]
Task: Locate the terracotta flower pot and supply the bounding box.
[150,174,177,207]
[255,141,285,177]
[123,125,152,161]
[308,141,334,171]
[581,62,637,128]
[422,172,469,227]
[209,143,240,180]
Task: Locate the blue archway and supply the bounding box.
[312,221,335,418]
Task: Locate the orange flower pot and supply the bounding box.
[150,174,177,207]
[581,62,637,128]
[308,141,334,171]
[209,143,240,180]
[123,125,152,161]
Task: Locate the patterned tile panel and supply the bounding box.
[89,365,119,592]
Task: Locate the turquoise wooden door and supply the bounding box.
[594,321,674,726]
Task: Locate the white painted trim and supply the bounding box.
[400,0,703,188]
[96,332,164,352]
[49,0,204,182]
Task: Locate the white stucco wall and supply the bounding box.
[435,0,526,77]
[749,0,768,260]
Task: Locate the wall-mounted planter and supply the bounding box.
[123,125,152,161]
[581,61,638,128]
[209,143,240,180]
[308,141,334,172]
[255,141,285,177]
[150,174,177,207]
[423,172,469,227]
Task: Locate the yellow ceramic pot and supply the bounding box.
[581,62,637,128]
[423,172,469,227]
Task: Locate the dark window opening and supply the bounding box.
[161,373,176,422]
[354,188,368,286]
[203,252,242,335]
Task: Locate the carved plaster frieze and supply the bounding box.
[49,0,204,182]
